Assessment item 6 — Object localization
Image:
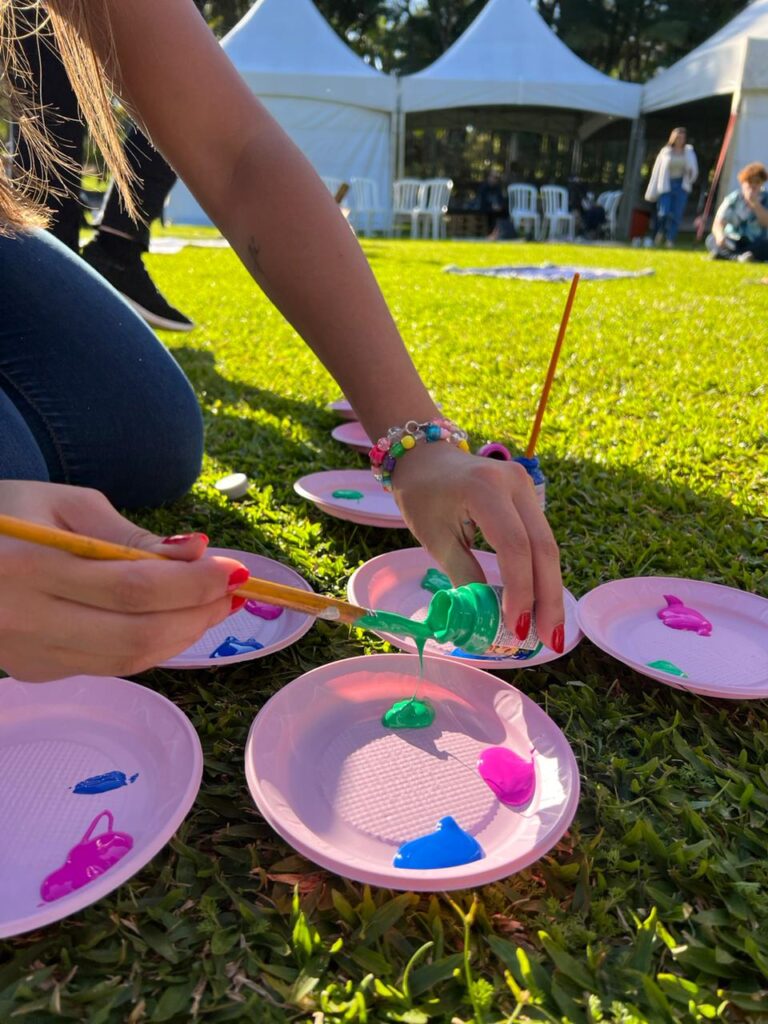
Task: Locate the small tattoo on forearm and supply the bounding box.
[248,236,263,275]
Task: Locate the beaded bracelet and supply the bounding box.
[369,417,469,491]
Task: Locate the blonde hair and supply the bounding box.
[667,127,686,148]
[1,0,136,234]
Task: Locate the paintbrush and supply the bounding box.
[525,271,580,459]
[0,514,367,624]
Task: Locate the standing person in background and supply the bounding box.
[645,128,698,248]
[15,4,203,330]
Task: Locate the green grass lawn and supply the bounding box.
[2,238,766,1023]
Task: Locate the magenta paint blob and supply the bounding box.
[477,747,536,806]
[657,594,712,636]
[244,600,284,621]
[40,811,134,903]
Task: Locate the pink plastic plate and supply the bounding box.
[245,653,579,890]
[294,470,407,528]
[0,675,202,938]
[160,548,314,668]
[577,576,768,698]
[331,421,373,453]
[348,548,582,669]
[327,397,357,420]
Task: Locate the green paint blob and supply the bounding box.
[332,489,364,500]
[647,659,688,678]
[382,697,435,729]
[420,568,452,593]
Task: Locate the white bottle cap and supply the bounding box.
[214,473,250,499]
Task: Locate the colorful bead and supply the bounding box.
[369,416,469,491]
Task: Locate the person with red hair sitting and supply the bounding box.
[708,162,768,262]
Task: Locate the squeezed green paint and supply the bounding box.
[647,659,688,678]
[382,697,435,729]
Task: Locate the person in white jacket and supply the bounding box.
[645,128,699,247]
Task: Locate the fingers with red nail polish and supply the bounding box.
[515,611,532,642]
[551,623,564,654]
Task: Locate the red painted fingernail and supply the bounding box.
[161,532,208,545]
[515,611,531,642]
[552,624,565,654]
[230,595,247,612]
[228,567,250,591]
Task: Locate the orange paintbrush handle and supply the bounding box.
[525,272,580,459]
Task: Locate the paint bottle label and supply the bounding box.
[485,585,541,656]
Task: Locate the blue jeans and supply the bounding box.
[0,230,203,508]
[656,178,688,242]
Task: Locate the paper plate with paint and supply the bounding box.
[576,576,768,699]
[245,653,579,891]
[294,470,408,528]
[331,421,373,454]
[347,548,582,669]
[160,547,314,668]
[327,397,357,420]
[0,675,202,939]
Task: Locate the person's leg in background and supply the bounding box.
[654,194,671,244]
[0,230,203,509]
[81,126,195,331]
[14,16,195,331]
[15,28,85,252]
[665,179,688,246]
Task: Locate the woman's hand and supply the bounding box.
[392,445,565,652]
[0,481,248,682]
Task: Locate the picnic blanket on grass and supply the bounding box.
[444,263,654,282]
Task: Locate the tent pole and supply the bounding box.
[618,114,645,241]
[394,75,405,182]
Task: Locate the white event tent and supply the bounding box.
[166,0,396,226]
[400,0,642,123]
[642,0,768,192]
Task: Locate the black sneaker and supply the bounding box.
[81,238,195,332]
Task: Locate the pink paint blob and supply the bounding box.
[40,811,134,904]
[657,594,712,637]
[477,747,536,806]
[244,600,284,621]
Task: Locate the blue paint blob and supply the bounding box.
[72,771,139,795]
[210,636,265,658]
[394,816,484,870]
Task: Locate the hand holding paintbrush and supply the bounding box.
[0,481,302,683]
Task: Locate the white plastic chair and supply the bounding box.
[392,178,424,237]
[507,185,541,240]
[599,190,622,239]
[349,177,391,236]
[412,178,453,239]
[540,185,576,241]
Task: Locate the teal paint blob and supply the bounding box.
[394,816,484,870]
[382,697,435,729]
[332,489,364,500]
[420,568,452,594]
[647,659,688,678]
